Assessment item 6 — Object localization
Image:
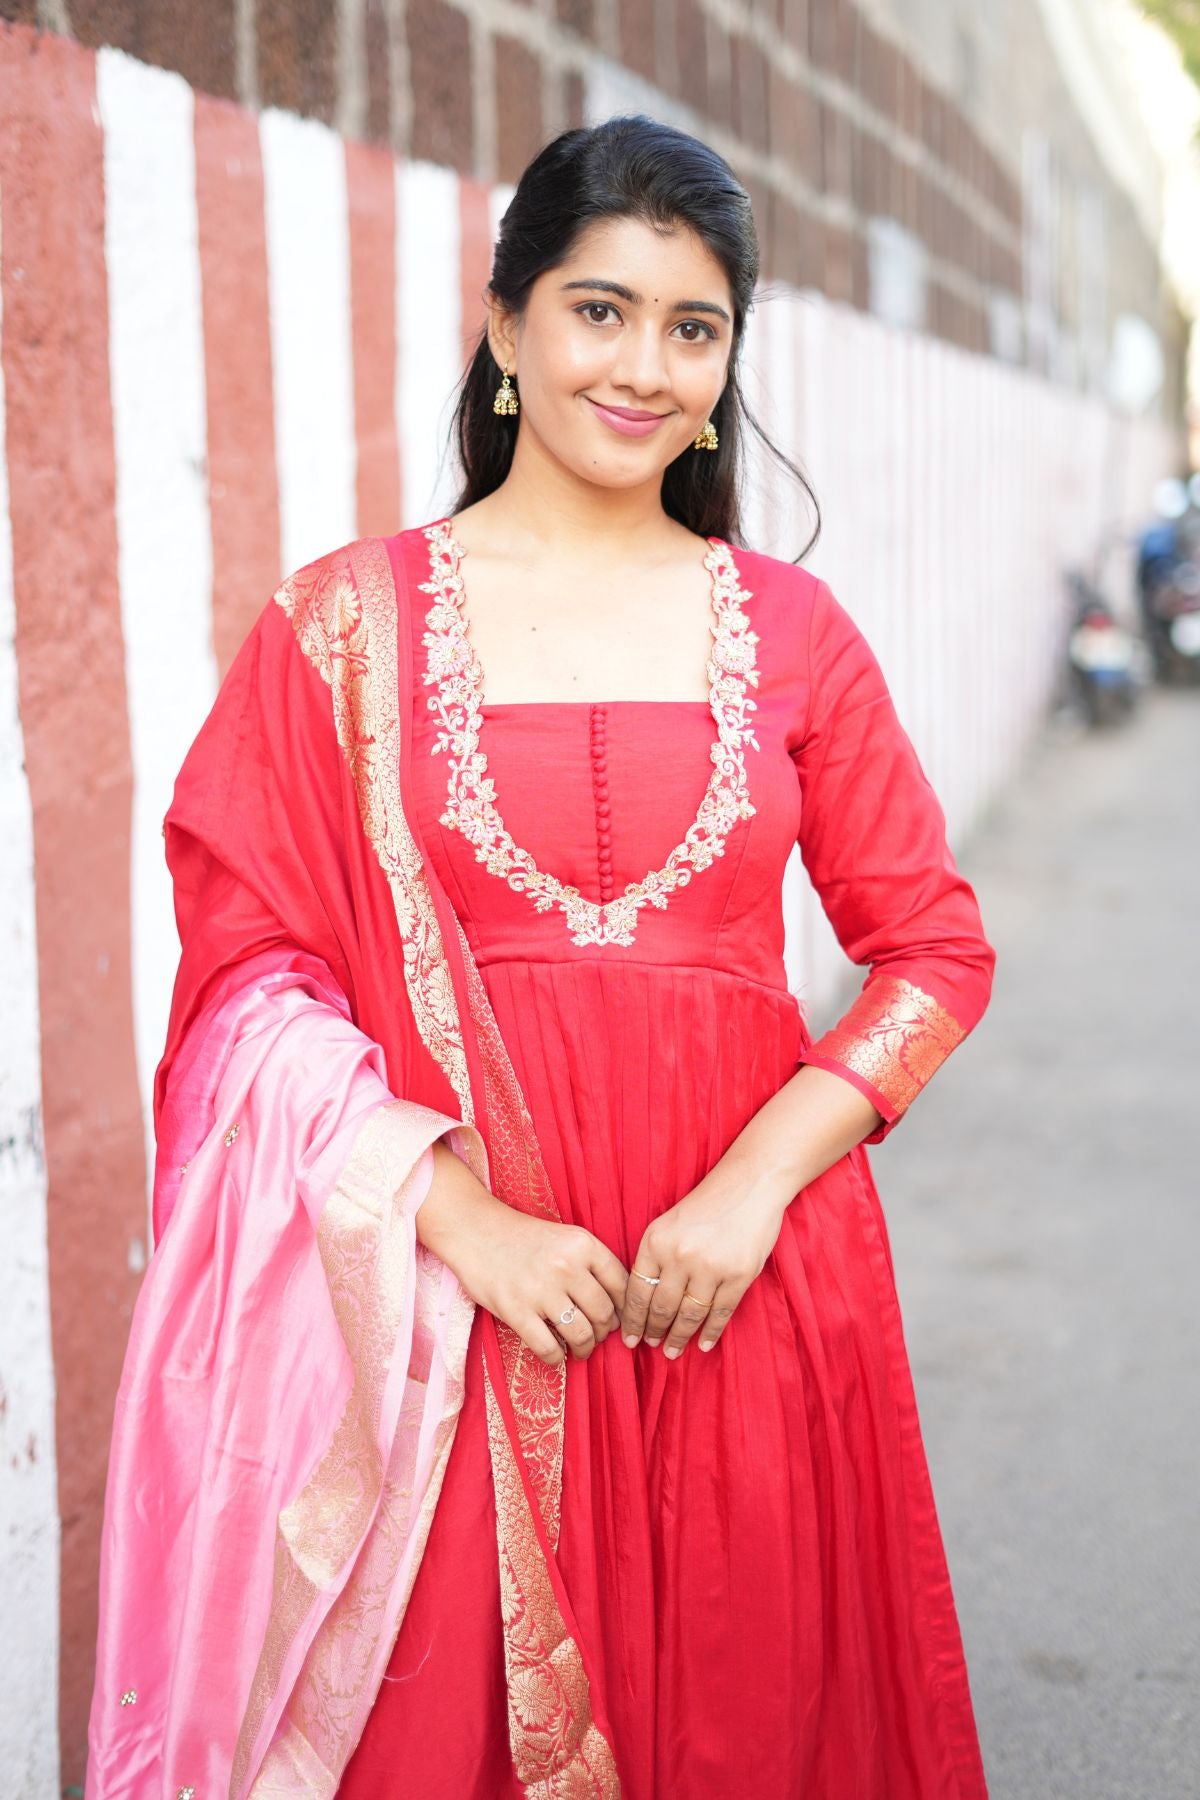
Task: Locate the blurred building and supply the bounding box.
[0,0,1191,1789]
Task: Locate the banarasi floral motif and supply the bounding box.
[810,973,968,1116]
[273,537,621,1799]
[419,518,761,948]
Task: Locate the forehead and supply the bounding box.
[554,214,732,299]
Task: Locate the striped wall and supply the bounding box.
[0,19,1177,1787]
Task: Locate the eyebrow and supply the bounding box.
[559,277,731,325]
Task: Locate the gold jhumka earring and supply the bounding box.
[693,418,718,450]
[493,362,519,416]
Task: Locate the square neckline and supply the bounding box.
[423,514,731,712]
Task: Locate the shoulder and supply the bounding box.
[268,532,405,681]
[720,541,826,628]
[720,541,838,675]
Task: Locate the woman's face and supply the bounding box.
[488,213,735,494]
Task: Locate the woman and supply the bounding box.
[87,115,995,1798]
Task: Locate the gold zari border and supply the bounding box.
[810,973,967,1116]
[264,538,620,1797]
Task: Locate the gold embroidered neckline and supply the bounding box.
[417,517,760,948]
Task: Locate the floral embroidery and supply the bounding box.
[272,537,620,1799]
[810,974,967,1115]
[419,518,760,948]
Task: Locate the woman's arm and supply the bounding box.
[618,573,996,1356]
[784,575,997,1143]
[416,1139,629,1365]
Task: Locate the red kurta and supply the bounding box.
[339,521,995,1798]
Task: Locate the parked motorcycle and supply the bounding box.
[1142,554,1200,685]
[1064,570,1139,727]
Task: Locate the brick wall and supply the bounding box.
[4,0,1184,399]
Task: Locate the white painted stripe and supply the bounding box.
[98,49,219,1238]
[0,203,61,1796]
[488,181,516,255]
[261,106,357,574]
[396,159,464,527]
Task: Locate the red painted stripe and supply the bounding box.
[459,175,493,374]
[346,137,401,538]
[0,23,146,1780]
[194,94,282,679]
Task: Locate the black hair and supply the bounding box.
[446,113,820,561]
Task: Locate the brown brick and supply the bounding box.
[898,50,920,137]
[408,0,472,171]
[818,97,851,201]
[920,77,943,157]
[564,66,585,130]
[676,0,708,115]
[732,33,770,154]
[495,34,543,185]
[556,0,598,41]
[770,190,803,288]
[823,218,853,301]
[617,0,655,84]
[781,0,809,56]
[256,0,338,120]
[808,0,836,73]
[899,155,918,232]
[837,0,858,86]
[707,17,735,131]
[71,0,238,101]
[850,225,869,309]
[768,65,806,172]
[795,203,823,289]
[857,18,880,111]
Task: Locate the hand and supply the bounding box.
[619,1159,791,1359]
[418,1141,629,1365]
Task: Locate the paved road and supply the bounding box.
[877,684,1200,1799]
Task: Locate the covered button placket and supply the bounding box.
[590,704,615,905]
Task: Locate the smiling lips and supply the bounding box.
[586,396,673,437]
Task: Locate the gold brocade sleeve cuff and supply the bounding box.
[799,974,968,1144]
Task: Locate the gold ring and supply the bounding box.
[631,1269,662,1285]
[682,1292,711,1307]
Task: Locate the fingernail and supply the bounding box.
[699,1339,714,1352]
[622,1334,639,1349]
[645,1337,662,1348]
[663,1346,682,1360]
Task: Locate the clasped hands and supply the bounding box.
[424,1139,793,1366]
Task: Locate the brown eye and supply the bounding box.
[577,302,618,325]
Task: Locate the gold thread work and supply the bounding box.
[810,974,967,1115]
[268,537,621,1799]
[419,519,760,948]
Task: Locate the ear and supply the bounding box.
[483,286,519,373]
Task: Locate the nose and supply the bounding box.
[608,323,672,400]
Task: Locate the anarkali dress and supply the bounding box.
[86,517,996,1800]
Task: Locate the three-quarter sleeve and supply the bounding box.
[790,577,996,1143]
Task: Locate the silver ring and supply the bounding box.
[558,1305,577,1325]
[631,1269,661,1286]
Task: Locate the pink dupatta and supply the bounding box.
[86,535,622,1796]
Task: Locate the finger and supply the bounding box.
[661,1287,716,1359]
[547,1300,597,1360]
[571,1269,621,1339]
[695,1280,744,1353]
[523,1316,567,1366]
[642,1273,687,1348]
[589,1241,633,1314]
[619,1261,662,1344]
